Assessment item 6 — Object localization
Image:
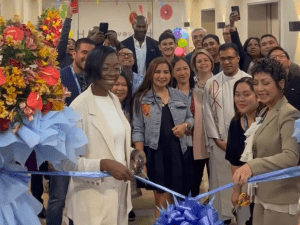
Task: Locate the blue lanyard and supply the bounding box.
[188,89,192,103]
[244,115,249,131]
[70,65,82,94]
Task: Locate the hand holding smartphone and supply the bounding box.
[70,0,78,14]
[231,6,240,20]
[99,23,109,35]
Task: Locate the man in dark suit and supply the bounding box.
[46,38,95,225]
[268,46,300,111]
[121,15,160,76]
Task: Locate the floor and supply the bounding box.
[38,166,237,225]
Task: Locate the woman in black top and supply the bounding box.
[229,13,262,74]
[225,77,262,224]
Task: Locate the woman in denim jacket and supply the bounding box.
[132,57,194,218]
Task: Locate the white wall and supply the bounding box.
[0,0,41,25]
[2,0,300,65]
[43,1,187,42]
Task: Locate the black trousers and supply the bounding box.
[25,151,48,205]
[191,158,209,197]
[69,218,74,225]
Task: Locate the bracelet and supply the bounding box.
[184,123,188,131]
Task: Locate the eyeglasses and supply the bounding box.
[270,54,286,60]
[118,53,133,58]
[101,66,122,74]
[220,56,237,62]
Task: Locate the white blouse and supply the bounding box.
[94,95,126,165]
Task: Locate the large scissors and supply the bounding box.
[133,154,149,181]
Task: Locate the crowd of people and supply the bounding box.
[30,4,300,225]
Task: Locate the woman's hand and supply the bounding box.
[172,123,186,138]
[100,159,133,182]
[131,149,147,174]
[233,163,253,186]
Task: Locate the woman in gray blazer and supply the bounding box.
[233,58,300,225]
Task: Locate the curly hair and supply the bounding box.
[251,58,287,91]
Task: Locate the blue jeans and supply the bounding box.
[46,176,70,225]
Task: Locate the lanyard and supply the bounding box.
[70,65,82,94]
[244,115,249,131]
[188,89,192,103]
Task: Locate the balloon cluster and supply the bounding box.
[155,195,224,225]
[173,27,189,56]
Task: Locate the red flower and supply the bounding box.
[27,91,43,111]
[39,67,60,86]
[0,68,6,85]
[4,26,25,41]
[41,101,53,114]
[18,24,32,37]
[0,118,10,132]
[9,58,21,68]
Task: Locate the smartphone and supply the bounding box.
[231,6,240,17]
[99,23,109,34]
[70,0,78,14]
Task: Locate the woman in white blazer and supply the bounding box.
[61,46,146,225]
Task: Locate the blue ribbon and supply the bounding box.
[196,165,300,200]
[2,170,186,199]
[4,165,300,201]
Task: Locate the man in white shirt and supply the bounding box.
[203,43,251,224]
[121,16,160,76]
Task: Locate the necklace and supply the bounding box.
[158,91,169,106]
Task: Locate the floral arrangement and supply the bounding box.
[37,8,62,48]
[0,15,70,132]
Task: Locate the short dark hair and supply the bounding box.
[251,58,287,91]
[267,46,290,60]
[117,47,133,54]
[85,46,117,81]
[159,32,176,44]
[171,57,195,89]
[219,42,239,56]
[243,37,260,53]
[260,34,278,43]
[74,38,95,52]
[202,34,220,45]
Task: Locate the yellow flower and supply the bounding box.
[12,67,20,75]
[0,105,9,119]
[52,101,64,111]
[26,21,34,31]
[0,17,5,26]
[54,87,63,95]
[38,46,50,58]
[42,25,48,31]
[5,35,14,46]
[41,60,48,66]
[46,17,51,21]
[5,93,17,105]
[6,86,16,95]
[13,15,20,22]
[4,75,25,88]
